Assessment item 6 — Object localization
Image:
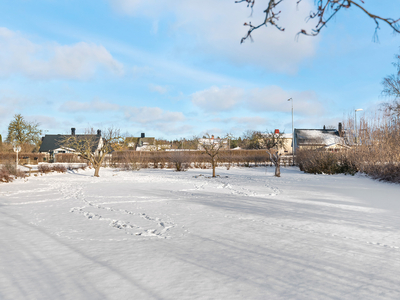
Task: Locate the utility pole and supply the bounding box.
[288,98,294,165]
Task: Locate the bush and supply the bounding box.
[0,167,13,182]
[38,164,52,174]
[370,164,400,183]
[171,151,190,171]
[297,150,358,175]
[0,161,26,182]
[117,151,141,171]
[52,165,67,173]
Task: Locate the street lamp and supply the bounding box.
[355,108,363,144]
[13,145,21,171]
[288,98,294,165]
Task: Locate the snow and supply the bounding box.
[1,166,400,299]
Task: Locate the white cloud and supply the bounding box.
[0,27,124,80]
[149,84,168,94]
[226,116,267,125]
[26,115,66,133]
[247,86,325,116]
[108,0,319,73]
[124,106,185,124]
[110,0,143,14]
[191,86,244,112]
[211,116,269,134]
[191,85,324,116]
[59,99,120,113]
[123,106,187,135]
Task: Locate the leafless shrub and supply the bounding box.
[171,151,190,171]
[149,152,167,169]
[38,164,52,174]
[122,151,142,171]
[366,163,400,183]
[52,165,67,173]
[296,150,358,175]
[0,166,13,182]
[0,160,26,182]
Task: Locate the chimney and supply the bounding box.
[71,128,76,136]
[97,130,101,136]
[141,133,145,138]
[338,122,343,137]
[274,129,280,134]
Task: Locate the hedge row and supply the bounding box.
[111,150,294,169]
[0,153,46,164]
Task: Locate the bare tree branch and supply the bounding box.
[382,52,400,119]
[237,0,400,43]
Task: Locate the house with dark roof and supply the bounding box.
[39,128,102,162]
[293,123,349,151]
[125,133,156,151]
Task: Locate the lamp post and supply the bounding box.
[355,108,363,145]
[13,145,21,172]
[288,98,294,165]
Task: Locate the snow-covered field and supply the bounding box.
[1,166,400,300]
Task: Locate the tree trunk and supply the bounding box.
[267,150,281,177]
[275,161,281,177]
[94,165,101,177]
[212,159,216,177]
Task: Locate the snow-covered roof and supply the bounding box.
[296,129,343,145]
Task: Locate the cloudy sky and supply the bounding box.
[0,0,399,139]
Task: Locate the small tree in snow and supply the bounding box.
[261,131,285,177]
[197,134,228,177]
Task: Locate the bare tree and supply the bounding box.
[261,131,286,177]
[382,50,400,118]
[240,130,286,175]
[197,134,229,177]
[241,130,264,149]
[237,0,400,43]
[62,128,123,177]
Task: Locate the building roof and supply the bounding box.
[125,137,155,145]
[39,134,101,153]
[295,129,342,146]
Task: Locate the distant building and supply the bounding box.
[39,128,102,162]
[294,124,348,151]
[197,135,229,150]
[125,133,157,151]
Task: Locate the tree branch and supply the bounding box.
[237,0,400,43]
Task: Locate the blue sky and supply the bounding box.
[0,0,399,140]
